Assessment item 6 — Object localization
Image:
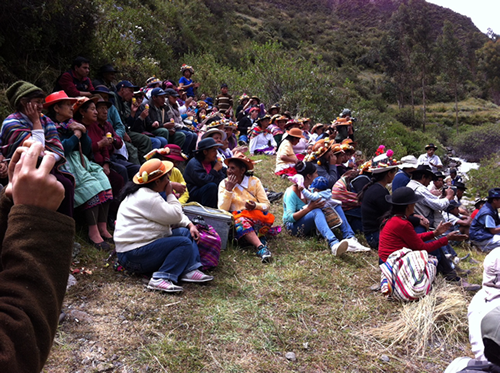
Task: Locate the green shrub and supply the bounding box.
[452,123,500,161]
[467,154,500,197]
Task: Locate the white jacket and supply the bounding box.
[114,187,191,253]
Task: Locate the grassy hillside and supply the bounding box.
[43,154,486,373]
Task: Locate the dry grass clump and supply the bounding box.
[367,278,469,357]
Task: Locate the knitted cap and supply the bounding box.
[6,80,42,108]
[310,176,328,191]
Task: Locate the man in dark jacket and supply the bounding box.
[114,80,152,162]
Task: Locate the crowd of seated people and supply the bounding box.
[2,56,500,371]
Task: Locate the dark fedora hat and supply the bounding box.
[454,181,467,190]
[425,143,438,150]
[195,138,223,152]
[98,64,119,74]
[488,188,500,199]
[385,187,423,205]
[433,171,445,179]
[413,165,436,180]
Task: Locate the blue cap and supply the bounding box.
[151,87,166,97]
[116,80,139,90]
[488,188,500,199]
[310,176,328,191]
[91,85,110,94]
[446,200,461,212]
[164,88,179,97]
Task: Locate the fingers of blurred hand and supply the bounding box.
[11,152,64,210]
[38,152,57,174]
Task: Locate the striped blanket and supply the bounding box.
[0,112,65,159]
[380,248,438,301]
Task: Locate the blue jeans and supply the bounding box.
[177,129,197,155]
[189,182,218,208]
[150,136,168,149]
[117,227,201,282]
[364,231,380,250]
[286,205,355,246]
[344,206,363,233]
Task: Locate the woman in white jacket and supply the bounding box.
[114,159,213,293]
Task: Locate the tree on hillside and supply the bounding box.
[439,21,468,135]
[407,0,437,132]
[0,0,96,88]
[380,3,416,115]
[477,38,500,104]
[380,0,439,132]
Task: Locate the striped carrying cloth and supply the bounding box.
[380,248,438,301]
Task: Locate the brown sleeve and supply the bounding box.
[0,189,14,271]
[0,205,75,373]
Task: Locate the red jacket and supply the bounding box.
[86,121,122,165]
[56,70,94,97]
[378,215,448,262]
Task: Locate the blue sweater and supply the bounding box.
[392,170,411,191]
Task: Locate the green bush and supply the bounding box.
[393,108,422,129]
[452,123,500,161]
[467,154,500,197]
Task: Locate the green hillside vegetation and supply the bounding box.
[0,0,499,173]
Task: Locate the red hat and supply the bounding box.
[43,91,78,109]
[163,144,188,162]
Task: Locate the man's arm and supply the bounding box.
[0,142,74,372]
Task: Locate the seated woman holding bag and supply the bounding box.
[218,153,280,263]
[114,159,213,293]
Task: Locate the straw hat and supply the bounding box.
[310,123,325,134]
[399,155,418,170]
[180,64,194,74]
[73,96,100,112]
[202,128,227,141]
[133,159,173,184]
[224,152,255,171]
[286,128,305,139]
[368,152,400,174]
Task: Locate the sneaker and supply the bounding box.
[147,278,183,293]
[180,269,214,283]
[346,237,371,252]
[331,240,348,256]
[256,245,272,263]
